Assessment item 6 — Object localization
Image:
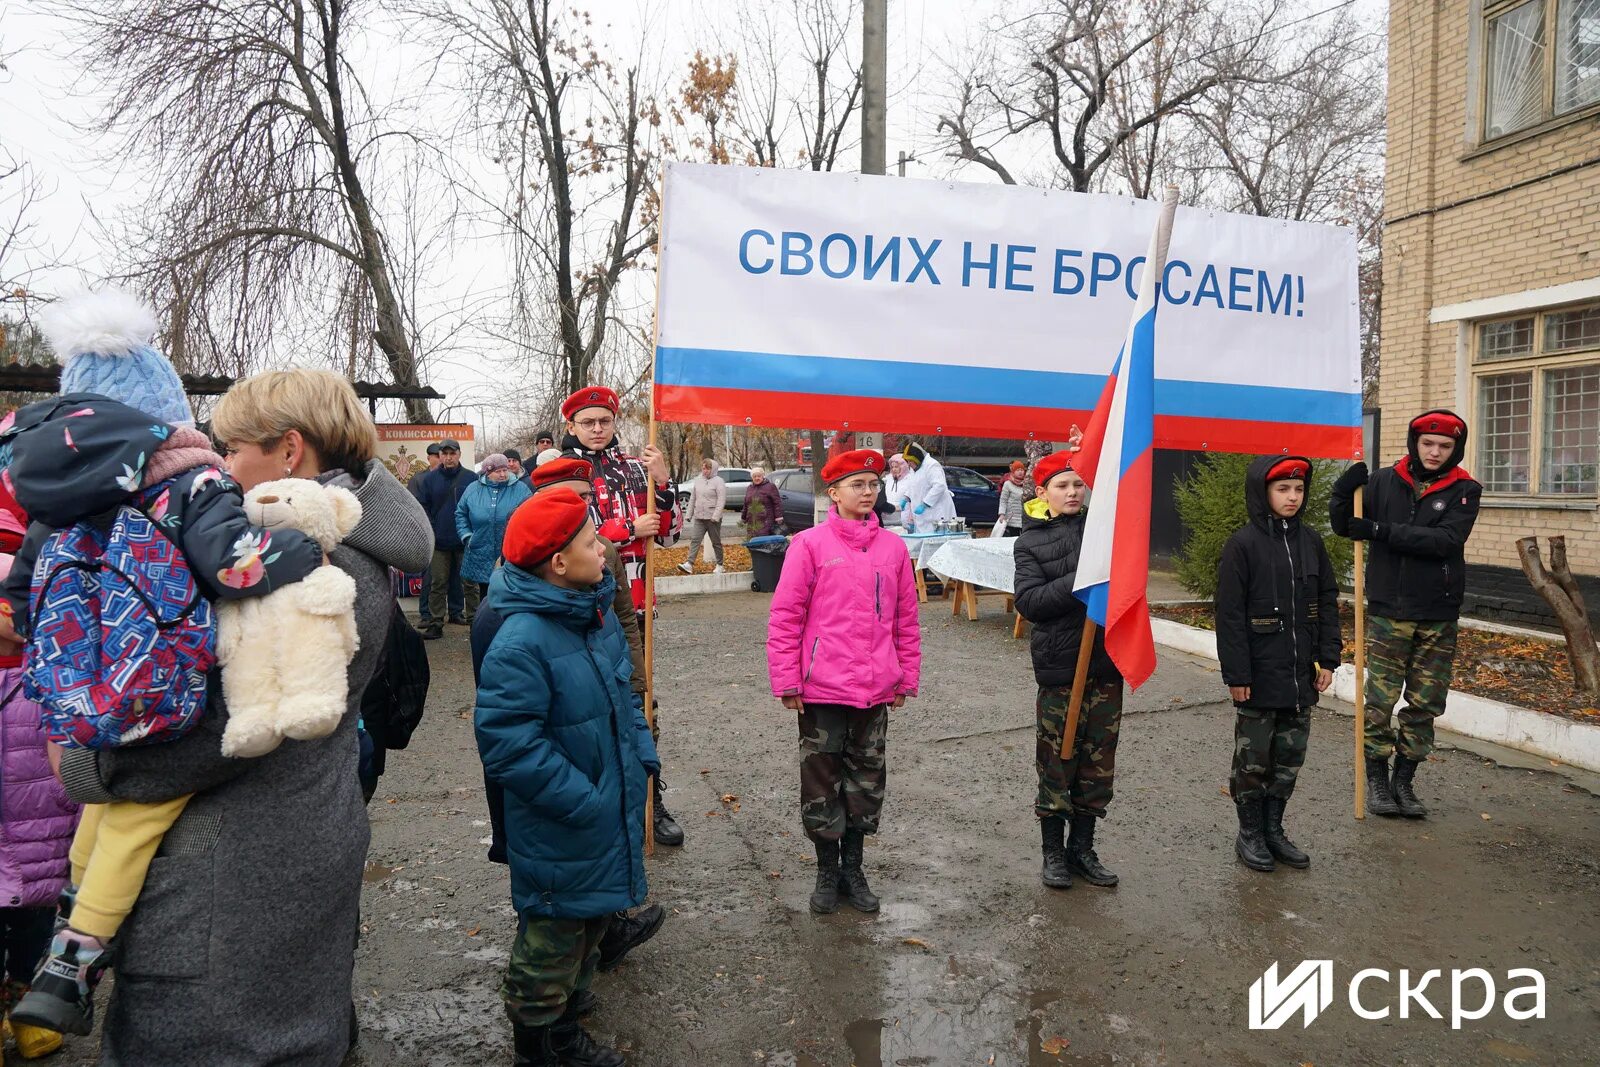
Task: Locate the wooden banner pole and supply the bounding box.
[1059,622,1099,761]
[1352,490,1367,821]
[640,175,669,858]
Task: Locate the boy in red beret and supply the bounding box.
[1215,457,1340,872]
[1329,409,1481,818]
[1014,453,1125,891]
[559,386,681,614]
[474,488,658,1066]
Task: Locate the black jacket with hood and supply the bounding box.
[1215,456,1341,710]
[1014,497,1119,688]
[1328,408,1481,622]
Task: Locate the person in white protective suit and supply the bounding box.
[894,441,957,533]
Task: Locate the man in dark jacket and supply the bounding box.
[1014,452,1122,891]
[409,442,461,629]
[1215,456,1340,871]
[417,438,475,638]
[1330,409,1482,818]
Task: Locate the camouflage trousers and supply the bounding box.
[1035,680,1123,819]
[1230,708,1311,802]
[1364,616,1458,760]
[501,914,611,1027]
[798,703,888,843]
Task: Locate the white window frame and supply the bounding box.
[1469,299,1600,504]
[1475,0,1600,147]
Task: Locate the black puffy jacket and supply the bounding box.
[1215,456,1341,710]
[1328,410,1482,622]
[1014,499,1119,688]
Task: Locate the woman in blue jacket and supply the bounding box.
[456,453,533,594]
[475,488,658,1065]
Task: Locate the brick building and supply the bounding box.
[1383,0,1600,625]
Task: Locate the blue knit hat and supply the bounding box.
[41,289,195,429]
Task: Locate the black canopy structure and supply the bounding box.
[0,363,443,416]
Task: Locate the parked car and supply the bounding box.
[944,466,1001,527]
[766,468,902,532]
[720,467,753,509]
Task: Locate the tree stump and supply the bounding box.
[1515,535,1600,702]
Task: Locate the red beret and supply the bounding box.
[503,487,590,569]
[1409,411,1465,438]
[561,386,619,421]
[530,457,593,492]
[820,448,884,485]
[1265,458,1309,483]
[1032,452,1076,488]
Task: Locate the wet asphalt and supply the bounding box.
[336,592,1600,1067]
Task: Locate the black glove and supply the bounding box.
[1332,461,1369,496]
[1346,517,1380,541]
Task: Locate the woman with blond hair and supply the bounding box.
[51,367,432,1065]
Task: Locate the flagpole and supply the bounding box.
[1060,623,1099,760]
[1352,491,1367,821]
[641,172,670,858]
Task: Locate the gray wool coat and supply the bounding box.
[58,460,433,1067]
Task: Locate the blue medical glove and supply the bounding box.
[914,504,928,515]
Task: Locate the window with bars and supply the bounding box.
[1472,300,1600,498]
[1483,0,1600,141]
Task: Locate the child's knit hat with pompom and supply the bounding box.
[40,289,195,429]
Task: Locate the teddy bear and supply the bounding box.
[218,478,363,758]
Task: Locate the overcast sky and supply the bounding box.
[1,0,1383,439]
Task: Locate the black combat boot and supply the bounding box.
[1065,813,1119,887]
[1039,816,1072,889]
[838,830,881,912]
[652,776,685,847]
[512,1022,559,1066]
[1234,798,1276,872]
[1365,756,1401,817]
[596,904,665,972]
[547,999,625,1067]
[567,988,597,1018]
[1262,796,1310,868]
[1391,756,1428,818]
[810,838,841,914]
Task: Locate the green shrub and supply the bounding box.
[1172,452,1353,599]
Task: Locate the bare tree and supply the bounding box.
[422,0,660,404]
[50,0,435,417]
[1,29,57,347]
[936,0,1292,193]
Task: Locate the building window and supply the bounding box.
[1473,300,1600,498]
[1478,372,1533,492]
[1483,0,1600,140]
[1543,365,1599,493]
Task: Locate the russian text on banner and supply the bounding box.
[652,163,1360,459]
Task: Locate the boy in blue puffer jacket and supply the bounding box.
[474,487,657,1067]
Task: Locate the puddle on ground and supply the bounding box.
[362,862,399,883]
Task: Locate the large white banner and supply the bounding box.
[654,163,1362,458]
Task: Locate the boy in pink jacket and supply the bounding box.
[767,449,921,916]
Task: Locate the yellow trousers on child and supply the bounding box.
[67,795,191,941]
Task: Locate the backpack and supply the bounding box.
[24,484,215,749]
[358,598,430,750]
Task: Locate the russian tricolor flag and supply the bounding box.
[1071,188,1180,691]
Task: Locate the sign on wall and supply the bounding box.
[653,163,1362,458]
[376,424,476,485]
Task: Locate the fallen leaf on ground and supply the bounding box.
[1041,1035,1070,1054]
[1481,813,1493,820]
[902,937,931,949]
[466,926,481,937]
